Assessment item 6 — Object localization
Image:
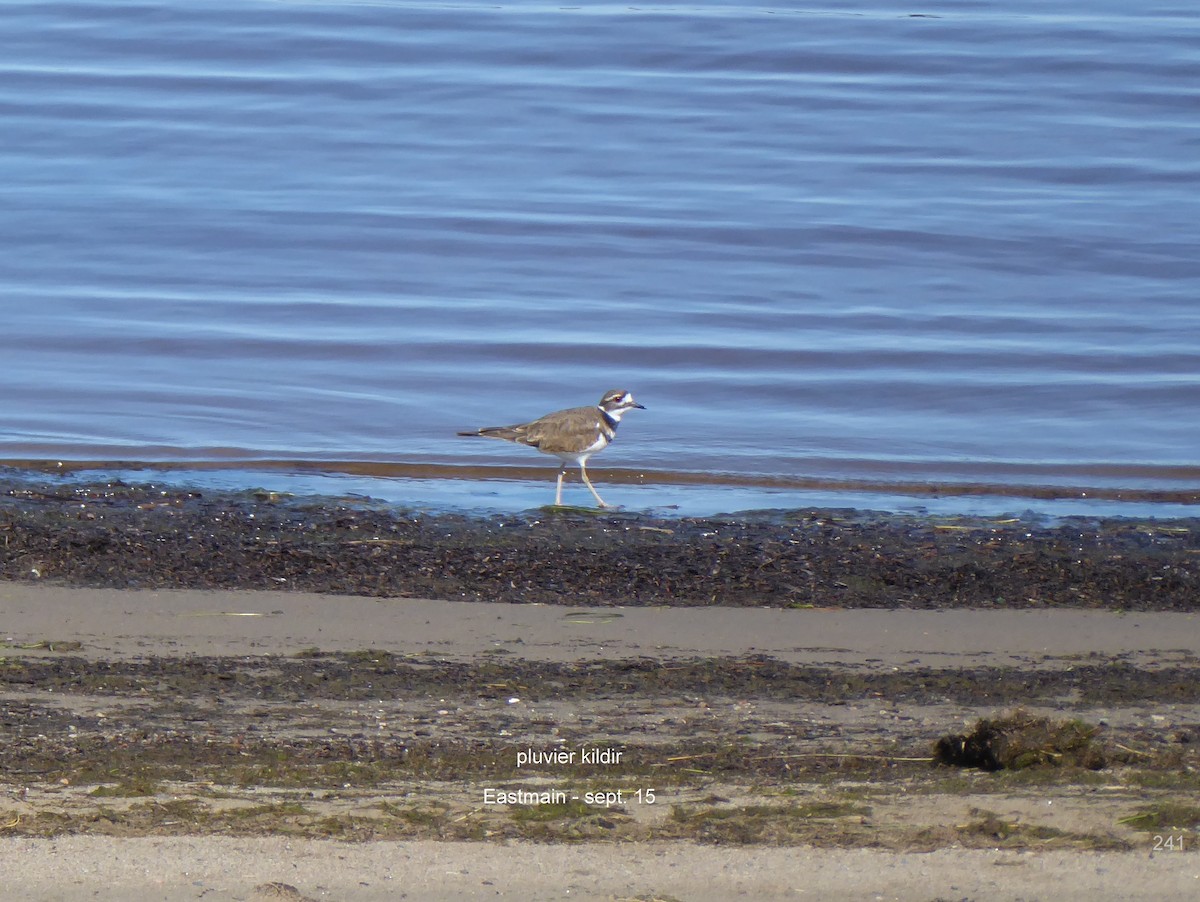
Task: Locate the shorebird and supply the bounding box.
[458,389,645,508]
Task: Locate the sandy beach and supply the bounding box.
[2,484,1199,898]
[2,583,1199,899]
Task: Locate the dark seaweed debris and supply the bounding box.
[1,477,1198,610]
[934,711,1108,771]
[3,653,1200,710]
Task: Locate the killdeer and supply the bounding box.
[458,389,646,508]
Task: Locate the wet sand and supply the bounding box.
[3,584,1200,668]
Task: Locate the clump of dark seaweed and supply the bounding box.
[934,710,1106,771]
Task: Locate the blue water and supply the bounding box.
[2,1,1198,515]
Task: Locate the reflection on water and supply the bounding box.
[3,460,1198,522]
[1,2,1198,513]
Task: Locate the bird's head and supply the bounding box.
[598,389,645,420]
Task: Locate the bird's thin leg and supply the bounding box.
[579,462,609,508]
[555,464,566,506]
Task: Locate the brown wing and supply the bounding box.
[460,405,605,454]
[518,405,609,454]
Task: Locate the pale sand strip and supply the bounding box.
[1,584,1197,668]
[0,836,1196,902]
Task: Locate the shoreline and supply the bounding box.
[7,457,1200,508]
[2,476,1198,610]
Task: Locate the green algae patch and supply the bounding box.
[1119,803,1200,832]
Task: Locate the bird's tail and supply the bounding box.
[457,426,519,440]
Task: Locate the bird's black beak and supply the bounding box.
[633,402,646,409]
